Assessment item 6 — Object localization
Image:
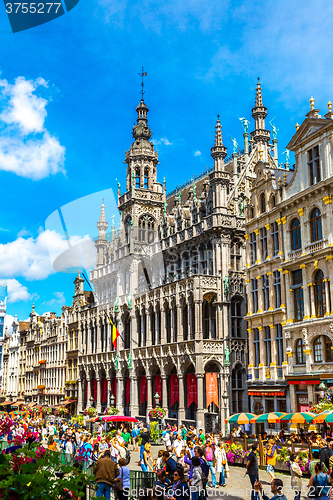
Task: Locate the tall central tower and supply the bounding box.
[118,99,164,239]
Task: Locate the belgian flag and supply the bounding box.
[109,317,120,349]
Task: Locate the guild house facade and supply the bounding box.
[245,97,333,414]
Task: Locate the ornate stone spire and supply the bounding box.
[211,115,227,170]
[97,200,108,240]
[251,78,270,145]
[132,99,152,141]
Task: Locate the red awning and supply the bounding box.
[94,415,140,423]
[27,402,36,408]
[248,389,285,396]
[288,380,320,385]
[11,402,24,407]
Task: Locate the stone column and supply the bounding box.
[146,375,153,416]
[155,310,159,344]
[258,326,266,380]
[178,374,185,427]
[196,373,205,432]
[96,377,101,413]
[96,320,102,354]
[289,383,296,412]
[160,306,166,344]
[188,302,192,340]
[284,271,294,321]
[324,279,331,315]
[170,307,175,342]
[146,311,151,347]
[194,301,201,340]
[257,276,263,313]
[87,378,92,407]
[141,313,145,346]
[77,378,83,412]
[106,377,111,407]
[309,284,316,318]
[177,304,183,343]
[116,376,124,412]
[130,376,139,417]
[269,324,278,379]
[161,375,168,414]
[254,229,260,263]
[304,347,312,374]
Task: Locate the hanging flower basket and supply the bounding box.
[83,407,98,417]
[148,407,166,419]
[104,406,119,415]
[41,406,52,415]
[54,406,69,416]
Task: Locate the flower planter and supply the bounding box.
[275,460,290,472]
[234,457,244,465]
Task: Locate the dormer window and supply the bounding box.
[308,145,320,185]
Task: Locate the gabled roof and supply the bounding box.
[286,118,331,151]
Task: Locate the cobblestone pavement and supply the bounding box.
[128,447,310,500]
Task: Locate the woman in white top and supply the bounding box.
[215,442,227,486]
[162,431,171,448]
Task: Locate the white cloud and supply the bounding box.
[4,314,14,335]
[0,279,31,303]
[151,137,173,146]
[0,76,65,180]
[43,291,65,307]
[0,230,95,281]
[194,150,201,156]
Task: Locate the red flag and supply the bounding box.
[170,374,179,406]
[187,374,198,407]
[140,376,147,405]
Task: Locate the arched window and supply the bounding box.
[326,336,333,362]
[314,337,323,363]
[135,168,140,188]
[271,195,276,209]
[314,269,326,317]
[138,215,155,243]
[202,301,209,339]
[260,193,266,214]
[296,338,305,364]
[144,169,149,189]
[124,215,132,244]
[290,219,301,251]
[310,208,322,242]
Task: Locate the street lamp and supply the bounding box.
[89,395,94,408]
[154,392,160,407]
[318,381,328,399]
[60,397,65,405]
[110,393,115,407]
[222,391,229,436]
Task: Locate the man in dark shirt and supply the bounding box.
[155,468,171,497]
[319,439,332,470]
[162,451,178,482]
[246,443,259,500]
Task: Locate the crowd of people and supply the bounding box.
[6,415,333,500]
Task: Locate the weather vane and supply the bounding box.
[138,66,147,99]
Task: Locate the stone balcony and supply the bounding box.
[248,363,288,382]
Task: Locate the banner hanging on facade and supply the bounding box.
[187,373,198,407]
[170,374,179,407]
[126,378,130,405]
[155,375,162,401]
[140,376,147,405]
[206,372,219,408]
[101,378,108,404]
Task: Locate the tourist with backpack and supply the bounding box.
[204,440,216,487]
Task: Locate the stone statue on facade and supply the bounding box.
[239,117,250,133]
[224,275,230,295]
[127,293,132,309]
[114,297,119,313]
[283,149,290,163]
[164,201,167,216]
[115,354,119,371]
[229,136,238,154]
[127,353,132,370]
[178,192,181,208]
[193,183,197,201]
[239,197,245,216]
[269,120,278,140]
[225,345,230,365]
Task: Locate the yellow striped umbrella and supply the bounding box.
[278,412,315,424]
[312,411,333,424]
[250,412,286,423]
[226,412,256,424]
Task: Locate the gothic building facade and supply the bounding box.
[70,84,269,431]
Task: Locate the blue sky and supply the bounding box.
[0,0,332,324]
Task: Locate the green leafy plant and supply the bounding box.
[150,421,160,442]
